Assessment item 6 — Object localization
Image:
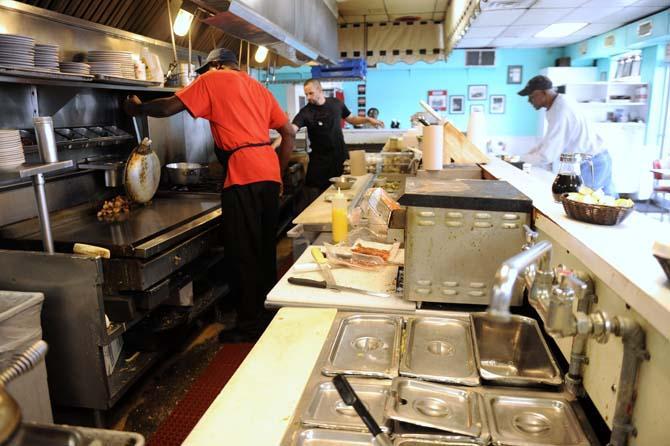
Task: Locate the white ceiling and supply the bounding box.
[336,0,449,23]
[335,0,670,49]
[458,0,670,48]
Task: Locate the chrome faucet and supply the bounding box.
[487,239,552,321]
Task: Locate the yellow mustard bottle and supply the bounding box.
[331,188,348,244]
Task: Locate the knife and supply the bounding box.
[311,247,337,286]
[288,277,391,298]
[332,375,393,446]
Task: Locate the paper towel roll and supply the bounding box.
[422,125,443,171]
[467,110,487,152]
[349,150,367,176]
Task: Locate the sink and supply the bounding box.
[8,423,83,446]
[471,313,562,387]
[7,423,145,446]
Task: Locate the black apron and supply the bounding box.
[215,141,272,183]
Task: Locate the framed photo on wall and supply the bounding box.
[507,65,523,84]
[450,95,464,114]
[470,104,485,114]
[490,95,506,114]
[468,85,487,101]
[357,108,366,117]
[357,84,366,95]
[428,90,448,111]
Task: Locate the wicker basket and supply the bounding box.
[560,193,634,226]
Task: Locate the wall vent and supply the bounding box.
[604,34,616,48]
[480,0,535,10]
[465,50,496,66]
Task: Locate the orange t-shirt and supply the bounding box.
[175,70,288,188]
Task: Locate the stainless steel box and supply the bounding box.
[399,178,532,305]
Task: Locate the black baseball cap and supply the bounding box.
[195,48,238,74]
[517,75,553,96]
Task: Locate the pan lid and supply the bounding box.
[124,137,160,204]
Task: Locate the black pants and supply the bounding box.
[221,181,279,334]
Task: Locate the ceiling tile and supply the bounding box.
[630,0,670,5]
[581,0,640,6]
[465,26,507,38]
[561,7,621,21]
[491,37,529,47]
[513,8,573,25]
[337,0,386,15]
[595,6,664,23]
[455,37,493,48]
[500,25,546,37]
[471,9,527,27]
[534,0,590,7]
[571,23,619,35]
[382,0,440,14]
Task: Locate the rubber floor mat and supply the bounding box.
[147,342,254,446]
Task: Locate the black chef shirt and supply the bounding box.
[292,97,351,188]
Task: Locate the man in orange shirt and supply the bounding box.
[124,48,295,342]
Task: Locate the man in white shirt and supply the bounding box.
[519,75,614,194]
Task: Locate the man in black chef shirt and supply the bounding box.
[292,79,383,200]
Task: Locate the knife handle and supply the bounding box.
[311,247,327,265]
[288,277,328,289]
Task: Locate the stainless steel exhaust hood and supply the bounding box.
[193,0,339,65]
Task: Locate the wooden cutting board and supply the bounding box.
[443,121,490,164]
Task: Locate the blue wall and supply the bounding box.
[263,48,562,137]
[341,48,562,136]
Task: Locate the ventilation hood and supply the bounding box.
[192,0,339,65]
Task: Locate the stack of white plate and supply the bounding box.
[0,130,25,168]
[88,50,134,78]
[35,43,60,72]
[60,61,91,76]
[0,34,35,69]
[88,61,122,77]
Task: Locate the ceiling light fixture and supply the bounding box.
[254,45,269,63]
[173,8,195,36]
[535,22,588,38]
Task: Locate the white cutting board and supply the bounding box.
[267,245,415,312]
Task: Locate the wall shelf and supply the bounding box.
[0,74,179,93]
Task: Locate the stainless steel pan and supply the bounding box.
[165,162,208,185]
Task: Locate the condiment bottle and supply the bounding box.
[331,188,348,243]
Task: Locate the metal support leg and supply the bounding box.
[32,172,54,254]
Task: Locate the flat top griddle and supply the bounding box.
[0,195,221,257]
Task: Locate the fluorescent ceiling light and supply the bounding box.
[254,46,269,63]
[173,9,194,37]
[535,22,588,38]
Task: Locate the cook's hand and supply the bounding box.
[123,95,143,116]
[368,117,385,128]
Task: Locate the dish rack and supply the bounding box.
[560,194,634,226]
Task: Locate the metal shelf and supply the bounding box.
[0,74,179,93]
[107,349,161,406]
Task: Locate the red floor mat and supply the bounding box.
[147,342,254,446]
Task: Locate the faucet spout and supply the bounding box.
[488,240,552,321]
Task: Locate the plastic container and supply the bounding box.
[0,291,52,423]
[331,189,349,243]
[286,224,318,261]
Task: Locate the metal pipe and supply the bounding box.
[32,173,54,254]
[487,240,552,321]
[608,317,649,446]
[566,272,596,397]
[166,0,178,63]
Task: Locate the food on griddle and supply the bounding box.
[97,195,130,221]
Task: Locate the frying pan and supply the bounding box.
[124,116,160,203]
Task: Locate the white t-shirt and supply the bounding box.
[524,94,604,168]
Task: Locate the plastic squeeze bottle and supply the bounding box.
[331,188,348,244]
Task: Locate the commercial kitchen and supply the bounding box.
[0,0,669,445]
